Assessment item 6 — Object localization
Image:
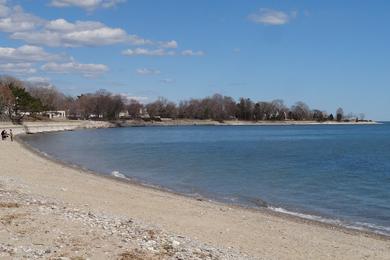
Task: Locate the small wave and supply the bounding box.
[269,206,343,225]
[222,196,239,202]
[268,206,390,236]
[346,222,390,236]
[110,171,127,179]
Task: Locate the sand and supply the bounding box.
[0,136,389,259]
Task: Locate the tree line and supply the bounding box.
[143,96,355,122]
[1,75,362,122]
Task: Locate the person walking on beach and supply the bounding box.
[9,129,13,142]
[1,130,7,141]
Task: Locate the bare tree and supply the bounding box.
[253,102,270,120]
[106,94,124,120]
[336,107,344,122]
[0,80,15,120]
[195,94,237,121]
[313,109,326,122]
[76,94,94,119]
[346,112,356,121]
[26,84,66,111]
[291,102,311,120]
[164,101,178,118]
[127,99,143,118]
[63,96,78,119]
[178,99,203,119]
[223,96,237,119]
[73,90,124,120]
[146,98,163,118]
[359,113,365,121]
[146,97,177,118]
[271,99,288,120]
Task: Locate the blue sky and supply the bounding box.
[0,0,389,120]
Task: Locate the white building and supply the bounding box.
[43,111,66,119]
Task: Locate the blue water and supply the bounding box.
[22,124,390,235]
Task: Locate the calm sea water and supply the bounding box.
[22,123,390,235]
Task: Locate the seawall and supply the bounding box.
[0,120,115,136]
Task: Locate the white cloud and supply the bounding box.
[0,2,169,48]
[42,61,108,77]
[25,76,54,89]
[26,76,51,83]
[159,40,178,49]
[128,35,153,45]
[122,48,175,57]
[0,45,59,62]
[123,48,205,57]
[248,8,297,25]
[181,50,205,56]
[120,93,148,103]
[60,26,128,46]
[45,19,101,32]
[160,78,175,84]
[0,0,10,17]
[11,18,148,47]
[50,0,126,10]
[1,1,200,65]
[0,5,43,32]
[0,63,36,74]
[136,68,161,76]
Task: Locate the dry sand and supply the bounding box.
[0,137,389,259]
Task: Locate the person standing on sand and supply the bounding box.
[1,130,7,141]
[9,129,13,142]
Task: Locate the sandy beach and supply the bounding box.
[0,131,389,259]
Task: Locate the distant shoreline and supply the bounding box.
[0,119,380,135]
[121,119,380,127]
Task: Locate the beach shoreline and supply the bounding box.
[122,119,380,127]
[1,125,389,259]
[0,118,380,134]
